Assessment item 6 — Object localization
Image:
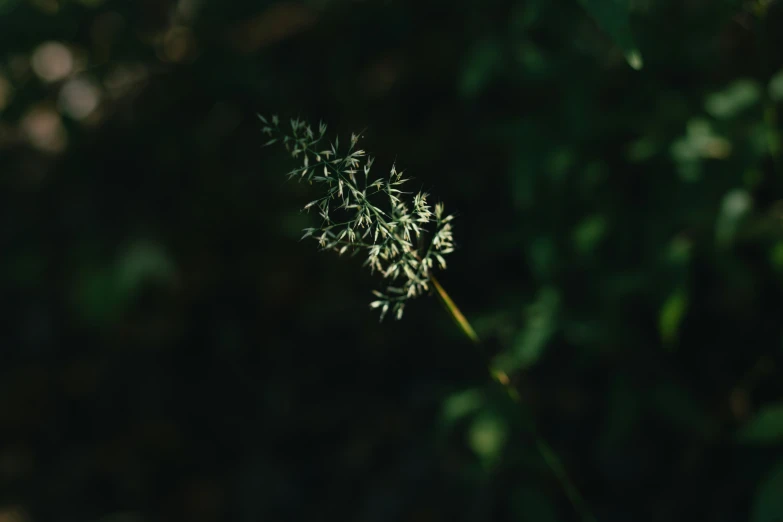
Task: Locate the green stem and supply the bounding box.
[430,274,480,344]
[430,275,596,522]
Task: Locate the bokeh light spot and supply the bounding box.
[31,41,73,82]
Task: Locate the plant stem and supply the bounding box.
[430,274,479,344]
[430,274,596,522]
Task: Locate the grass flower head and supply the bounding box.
[260,114,456,320]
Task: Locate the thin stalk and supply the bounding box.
[430,274,596,522]
[431,274,479,344]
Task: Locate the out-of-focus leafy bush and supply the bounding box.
[1,0,783,521]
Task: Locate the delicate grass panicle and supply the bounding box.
[261,115,594,522]
[260,114,456,321]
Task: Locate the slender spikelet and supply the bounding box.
[261,114,456,320]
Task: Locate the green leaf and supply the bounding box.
[659,289,688,347]
[577,0,642,69]
[572,215,607,255]
[768,69,783,102]
[492,288,559,373]
[715,189,752,248]
[752,459,783,522]
[769,242,783,273]
[667,236,692,265]
[705,79,761,120]
[115,241,176,301]
[468,411,508,468]
[738,404,783,445]
[441,388,485,428]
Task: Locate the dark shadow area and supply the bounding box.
[1,1,783,521]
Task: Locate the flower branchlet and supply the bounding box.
[260,114,456,320]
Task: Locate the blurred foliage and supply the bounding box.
[2,0,783,521]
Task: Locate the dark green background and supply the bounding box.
[2,0,783,521]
